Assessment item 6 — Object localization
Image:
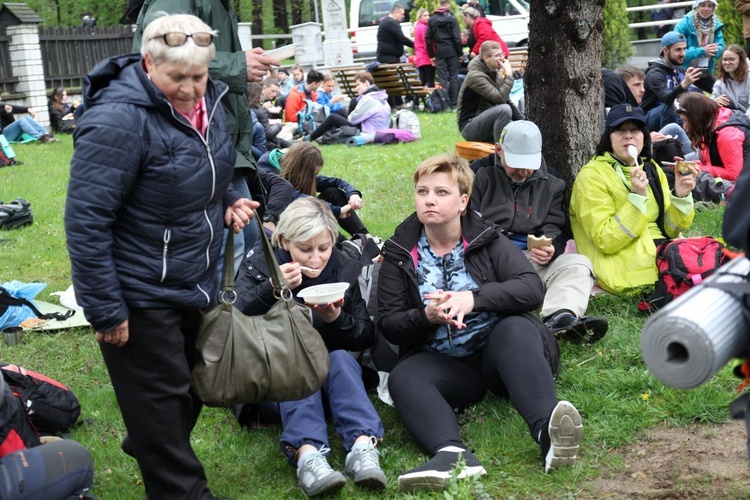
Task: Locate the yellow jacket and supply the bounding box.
[570,152,695,294]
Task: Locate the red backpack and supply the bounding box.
[639,237,731,312]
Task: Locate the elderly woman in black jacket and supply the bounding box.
[235,197,386,497]
[65,13,257,499]
[376,155,583,493]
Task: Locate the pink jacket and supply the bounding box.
[472,17,509,57]
[413,20,432,68]
[697,107,749,182]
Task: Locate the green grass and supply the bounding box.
[0,114,739,499]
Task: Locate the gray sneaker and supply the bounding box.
[344,437,387,489]
[296,446,347,497]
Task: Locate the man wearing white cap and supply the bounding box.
[470,121,607,343]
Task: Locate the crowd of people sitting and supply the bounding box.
[23,1,749,497]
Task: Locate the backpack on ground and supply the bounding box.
[0,371,40,457]
[0,362,82,435]
[427,88,450,113]
[638,237,731,312]
[0,284,75,330]
[0,198,33,229]
[389,109,421,139]
[297,99,329,136]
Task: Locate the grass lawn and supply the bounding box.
[0,112,743,499]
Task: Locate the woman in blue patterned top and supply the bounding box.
[376,154,584,493]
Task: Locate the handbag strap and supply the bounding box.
[220,211,292,302]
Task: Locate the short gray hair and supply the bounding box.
[271,198,338,247]
[463,6,480,19]
[141,13,217,67]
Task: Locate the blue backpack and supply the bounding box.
[297,99,329,136]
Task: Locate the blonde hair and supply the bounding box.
[141,13,217,67]
[413,154,474,199]
[271,198,338,247]
[479,40,501,58]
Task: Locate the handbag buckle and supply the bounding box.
[220,290,237,304]
[275,288,293,301]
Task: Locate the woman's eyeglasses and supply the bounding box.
[723,57,739,63]
[150,32,214,47]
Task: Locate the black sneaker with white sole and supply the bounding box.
[544,400,583,473]
[397,449,487,493]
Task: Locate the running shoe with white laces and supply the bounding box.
[344,436,387,489]
[296,446,346,497]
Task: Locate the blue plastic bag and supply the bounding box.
[0,280,47,330]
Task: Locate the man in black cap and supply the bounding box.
[642,31,704,132]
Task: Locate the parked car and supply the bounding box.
[348,0,528,59]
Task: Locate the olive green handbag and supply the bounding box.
[192,215,330,407]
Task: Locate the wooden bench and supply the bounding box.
[507,47,528,74]
[333,64,367,98]
[455,141,495,161]
[370,63,431,108]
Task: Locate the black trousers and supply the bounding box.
[418,65,436,88]
[309,113,353,141]
[435,56,460,107]
[388,315,558,455]
[319,185,369,236]
[100,307,213,499]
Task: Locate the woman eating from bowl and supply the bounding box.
[234,197,386,497]
[65,13,257,498]
[570,104,696,295]
[377,154,583,493]
[676,91,750,183]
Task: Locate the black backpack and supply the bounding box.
[318,125,359,145]
[428,88,450,113]
[0,372,40,457]
[0,362,82,435]
[0,198,33,229]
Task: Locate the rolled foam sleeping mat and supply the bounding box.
[641,257,750,389]
[347,136,367,148]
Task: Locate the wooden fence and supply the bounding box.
[0,27,19,95]
[39,26,134,91]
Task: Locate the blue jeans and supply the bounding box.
[2,116,47,141]
[0,440,94,499]
[280,350,384,465]
[645,103,679,133]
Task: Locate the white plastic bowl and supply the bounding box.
[297,282,350,305]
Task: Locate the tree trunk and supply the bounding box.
[274,0,289,35]
[252,0,264,49]
[526,0,605,186]
[291,0,303,26]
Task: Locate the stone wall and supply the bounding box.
[4,24,49,128]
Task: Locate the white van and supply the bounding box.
[348,0,528,59]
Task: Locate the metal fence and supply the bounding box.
[40,26,134,91]
[0,27,19,95]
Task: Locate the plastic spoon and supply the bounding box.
[299,266,322,274]
[627,145,639,166]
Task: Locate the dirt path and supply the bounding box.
[584,420,750,498]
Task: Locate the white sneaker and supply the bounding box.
[545,401,583,473]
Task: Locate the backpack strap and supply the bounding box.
[643,161,668,239]
[0,287,74,322]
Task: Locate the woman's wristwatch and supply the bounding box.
[262,213,278,224]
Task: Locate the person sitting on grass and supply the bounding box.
[48,86,80,133]
[377,154,584,493]
[234,197,386,497]
[316,73,348,117]
[570,104,696,295]
[304,71,390,143]
[280,142,373,239]
[0,101,59,144]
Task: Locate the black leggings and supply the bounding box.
[309,114,353,142]
[319,186,369,236]
[0,440,94,499]
[388,315,558,455]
